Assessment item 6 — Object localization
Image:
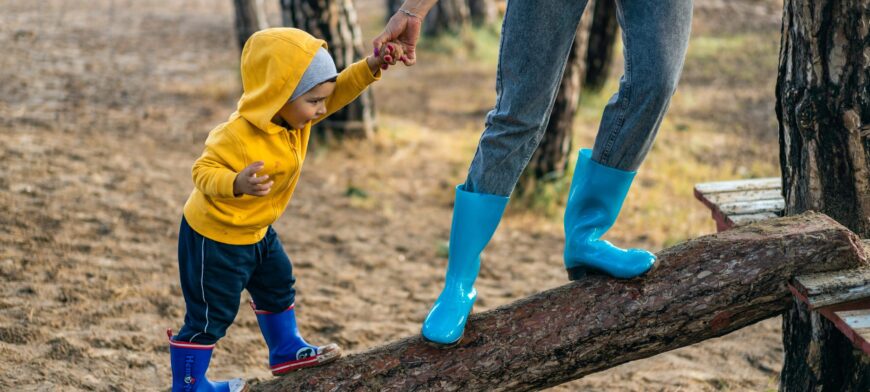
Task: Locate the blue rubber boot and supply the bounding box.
[251,302,341,375]
[422,185,509,346]
[167,330,247,392]
[563,149,656,280]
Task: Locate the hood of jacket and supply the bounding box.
[235,28,327,134]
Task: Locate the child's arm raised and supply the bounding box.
[313,45,399,125]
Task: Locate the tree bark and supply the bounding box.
[251,212,868,392]
[583,0,618,92]
[517,2,595,195]
[233,0,269,52]
[422,0,470,36]
[777,0,870,390]
[280,0,376,139]
[466,0,496,27]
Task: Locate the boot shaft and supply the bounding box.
[565,149,636,235]
[251,302,316,366]
[446,185,509,287]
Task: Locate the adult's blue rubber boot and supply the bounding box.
[563,149,656,280]
[167,330,247,392]
[251,302,341,375]
[422,185,508,346]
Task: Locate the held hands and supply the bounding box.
[233,161,273,197]
[366,41,405,73]
[372,8,423,67]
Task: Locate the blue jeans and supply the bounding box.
[464,0,693,196]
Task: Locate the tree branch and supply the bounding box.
[252,212,867,391]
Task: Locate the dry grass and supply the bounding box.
[0,0,786,390]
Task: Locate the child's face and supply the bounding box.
[277,81,336,130]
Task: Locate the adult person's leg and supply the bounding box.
[563,0,693,279]
[422,0,589,346]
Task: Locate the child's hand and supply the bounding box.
[233,161,273,197]
[366,42,405,73]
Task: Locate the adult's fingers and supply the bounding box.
[372,13,406,57]
[371,27,394,57]
[402,48,416,66]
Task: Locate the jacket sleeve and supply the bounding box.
[191,129,243,198]
[314,59,381,125]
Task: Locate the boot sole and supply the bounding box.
[567,262,658,282]
[422,334,463,349]
[272,344,342,375]
[420,304,474,349]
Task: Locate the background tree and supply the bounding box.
[421,0,470,36]
[233,0,269,51]
[583,0,618,92]
[466,0,496,27]
[516,1,597,197]
[281,0,376,139]
[776,0,870,389]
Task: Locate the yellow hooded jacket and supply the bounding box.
[183,28,380,245]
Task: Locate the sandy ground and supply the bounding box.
[0,0,785,390]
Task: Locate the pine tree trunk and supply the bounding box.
[776,0,870,390]
[233,0,269,51]
[517,1,595,195]
[422,0,470,36]
[250,213,867,391]
[280,0,376,140]
[467,0,496,27]
[583,0,618,92]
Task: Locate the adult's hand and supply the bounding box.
[372,10,423,66]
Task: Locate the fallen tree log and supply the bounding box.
[252,212,868,391]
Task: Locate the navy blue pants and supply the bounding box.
[175,217,296,345]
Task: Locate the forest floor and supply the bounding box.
[0,0,785,390]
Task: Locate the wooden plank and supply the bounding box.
[693,178,784,233]
[793,267,870,308]
[729,212,780,226]
[694,177,781,194]
[719,198,785,215]
[702,188,784,205]
[825,309,870,355]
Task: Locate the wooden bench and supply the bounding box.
[788,267,870,355]
[694,177,870,356]
[693,177,784,232]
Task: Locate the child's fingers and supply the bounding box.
[244,161,266,176]
[248,174,270,184]
[250,182,273,196]
[387,43,404,59]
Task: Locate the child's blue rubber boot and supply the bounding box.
[167,330,247,392]
[251,302,341,375]
[422,185,508,346]
[563,149,656,280]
